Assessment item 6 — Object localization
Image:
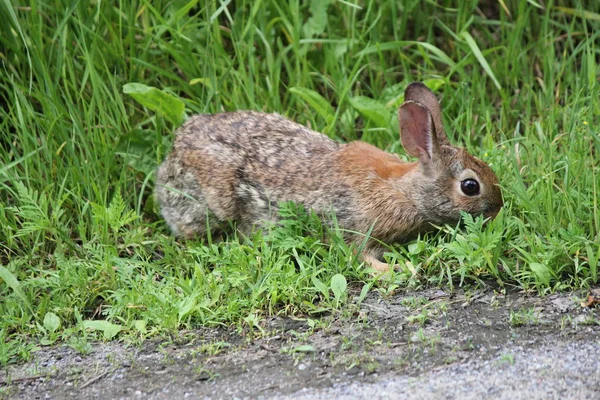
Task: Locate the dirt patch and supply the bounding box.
[2,287,599,399]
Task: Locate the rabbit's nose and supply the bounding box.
[484,201,503,219]
[484,210,499,219]
[485,184,504,219]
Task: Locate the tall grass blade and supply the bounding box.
[460,31,501,91]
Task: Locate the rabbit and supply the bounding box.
[155,82,503,273]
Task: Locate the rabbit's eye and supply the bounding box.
[461,179,480,196]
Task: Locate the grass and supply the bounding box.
[0,0,599,365]
[509,307,541,326]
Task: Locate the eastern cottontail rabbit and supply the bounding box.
[156,82,503,272]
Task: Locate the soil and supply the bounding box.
[2,287,599,399]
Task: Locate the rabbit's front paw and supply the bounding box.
[362,253,402,278]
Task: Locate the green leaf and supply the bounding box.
[133,320,147,334]
[349,96,392,129]
[83,320,124,340]
[123,83,185,125]
[0,149,42,180]
[356,282,371,304]
[584,243,599,282]
[408,241,425,255]
[170,0,200,23]
[116,129,166,175]
[357,41,456,68]
[330,273,347,301]
[0,264,34,315]
[529,263,551,286]
[525,0,544,8]
[91,191,138,234]
[43,312,60,333]
[303,0,332,38]
[460,32,501,90]
[422,78,446,92]
[189,77,213,89]
[554,6,600,21]
[311,276,329,299]
[209,0,232,23]
[289,87,335,124]
[178,296,198,322]
[292,344,316,353]
[243,313,264,333]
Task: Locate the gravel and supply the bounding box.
[282,340,600,400]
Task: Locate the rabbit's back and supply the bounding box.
[176,111,339,156]
[156,111,349,237]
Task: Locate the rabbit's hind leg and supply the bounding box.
[156,161,219,239]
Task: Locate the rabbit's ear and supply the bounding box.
[404,82,450,146]
[399,101,437,162]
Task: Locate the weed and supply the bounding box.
[193,367,219,381]
[406,310,430,326]
[410,328,440,349]
[401,296,429,309]
[497,353,516,366]
[560,315,573,331]
[509,308,541,326]
[192,341,232,357]
[578,315,600,326]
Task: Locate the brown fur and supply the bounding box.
[155,83,503,272]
